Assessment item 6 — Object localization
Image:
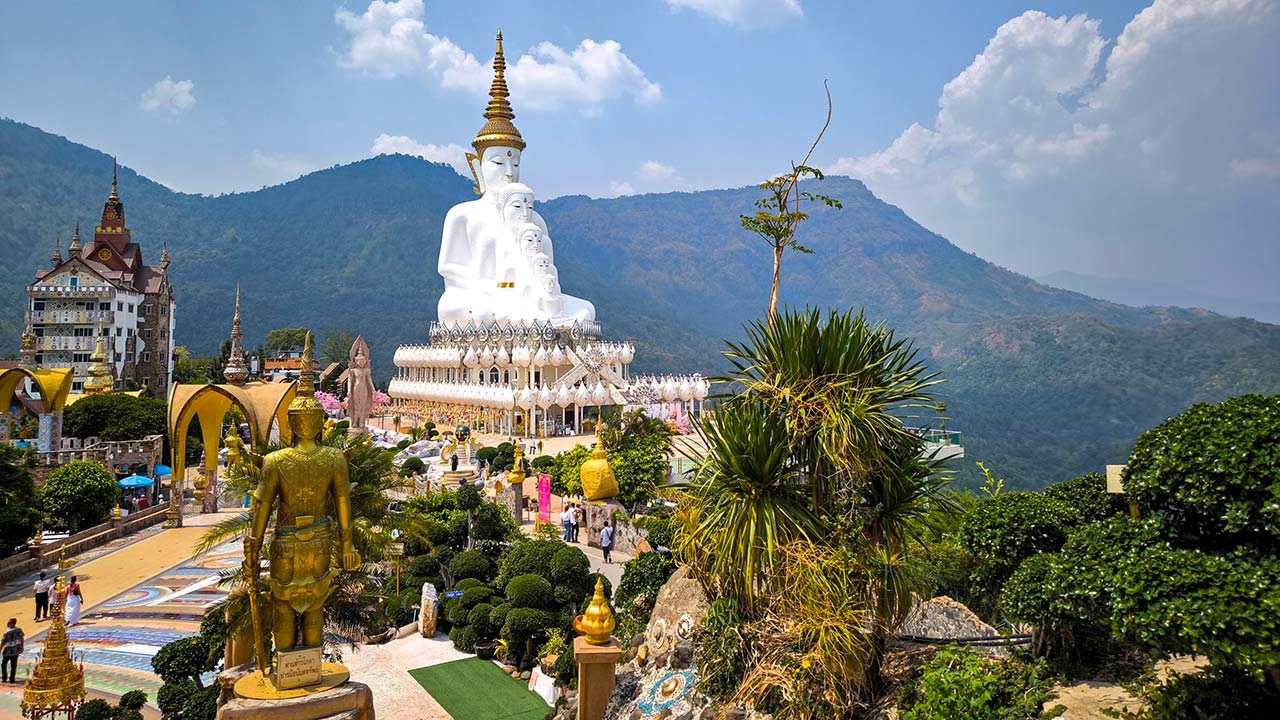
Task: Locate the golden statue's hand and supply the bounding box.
[243,537,259,576]
[341,541,361,571]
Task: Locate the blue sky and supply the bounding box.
[2,1,1277,304]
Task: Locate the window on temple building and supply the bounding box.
[144,329,152,339]
[145,304,153,315]
[33,301,44,310]
[490,368,500,384]
[69,277,78,287]
[142,352,151,363]
[160,305,167,316]
[128,303,134,312]
[117,301,124,311]
[116,328,122,336]
[99,302,109,311]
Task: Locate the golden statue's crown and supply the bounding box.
[288,331,325,418]
[472,32,525,154]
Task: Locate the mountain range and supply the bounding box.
[4,117,1279,489]
[1036,270,1280,325]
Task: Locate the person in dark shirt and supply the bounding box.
[2,618,24,683]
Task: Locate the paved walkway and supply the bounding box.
[0,511,239,720]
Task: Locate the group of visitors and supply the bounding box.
[558,502,616,563]
[1,573,85,684]
[122,493,151,513]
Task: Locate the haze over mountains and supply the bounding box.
[4,118,1279,488]
[1036,271,1280,325]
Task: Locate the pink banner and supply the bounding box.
[537,474,551,523]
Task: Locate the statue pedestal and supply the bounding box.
[442,467,479,487]
[217,662,374,720]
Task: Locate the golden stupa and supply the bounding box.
[81,321,113,396]
[579,437,618,501]
[21,577,86,718]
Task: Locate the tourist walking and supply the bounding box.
[1,619,23,683]
[65,576,82,627]
[600,521,614,564]
[560,505,573,542]
[33,572,53,621]
[571,503,581,543]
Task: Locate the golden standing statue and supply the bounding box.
[245,332,360,657]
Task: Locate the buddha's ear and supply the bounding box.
[466,152,482,195]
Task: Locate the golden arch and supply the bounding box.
[166,381,296,504]
[0,367,74,415]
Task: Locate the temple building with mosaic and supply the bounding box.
[27,163,175,395]
[389,34,707,435]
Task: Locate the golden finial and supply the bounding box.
[22,575,87,714]
[472,30,525,154]
[573,577,616,645]
[297,331,315,398]
[110,157,119,199]
[69,223,81,255]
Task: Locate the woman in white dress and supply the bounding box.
[64,575,83,626]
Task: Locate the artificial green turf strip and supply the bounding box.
[409,658,551,720]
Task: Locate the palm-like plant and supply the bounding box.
[675,400,824,615]
[720,308,942,518]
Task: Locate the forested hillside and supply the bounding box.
[4,118,1279,487]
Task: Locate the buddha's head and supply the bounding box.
[476,146,522,196]
[517,222,543,256]
[498,182,534,225]
[532,252,554,275]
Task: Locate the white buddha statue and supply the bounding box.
[436,32,595,328]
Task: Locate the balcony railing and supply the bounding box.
[32,310,114,325]
[36,336,96,352]
[32,285,115,298]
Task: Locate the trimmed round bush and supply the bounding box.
[409,553,440,578]
[456,482,482,511]
[118,690,148,711]
[453,577,485,592]
[1043,473,1125,524]
[1126,394,1280,544]
[74,700,113,720]
[961,491,1082,562]
[476,446,499,464]
[531,454,556,471]
[489,602,510,629]
[180,685,219,720]
[445,598,467,626]
[496,540,562,588]
[506,573,554,609]
[645,515,676,549]
[459,585,495,610]
[468,602,496,638]
[449,550,491,582]
[550,546,592,605]
[450,624,479,652]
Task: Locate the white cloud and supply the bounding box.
[249,150,317,185]
[140,77,196,114]
[1230,156,1280,178]
[665,0,802,29]
[336,0,660,112]
[638,160,678,181]
[370,133,470,175]
[830,0,1280,300]
[608,180,637,197]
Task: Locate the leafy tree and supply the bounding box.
[0,445,42,556]
[41,460,118,531]
[1042,473,1126,524]
[739,84,839,320]
[321,329,356,368]
[263,327,308,357]
[62,393,166,441]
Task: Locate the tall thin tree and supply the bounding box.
[740,82,842,321]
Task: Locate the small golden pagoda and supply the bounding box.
[579,433,619,501]
[21,577,86,719]
[81,321,113,396]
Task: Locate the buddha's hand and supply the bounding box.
[341,541,361,571]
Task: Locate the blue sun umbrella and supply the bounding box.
[154,464,173,477]
[117,474,153,489]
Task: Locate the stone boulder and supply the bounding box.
[419,582,439,638]
[897,595,1008,657]
[642,567,709,661]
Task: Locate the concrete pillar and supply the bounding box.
[573,636,621,720]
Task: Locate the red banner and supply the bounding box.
[537,474,551,523]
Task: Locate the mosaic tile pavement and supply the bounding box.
[0,540,240,716]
